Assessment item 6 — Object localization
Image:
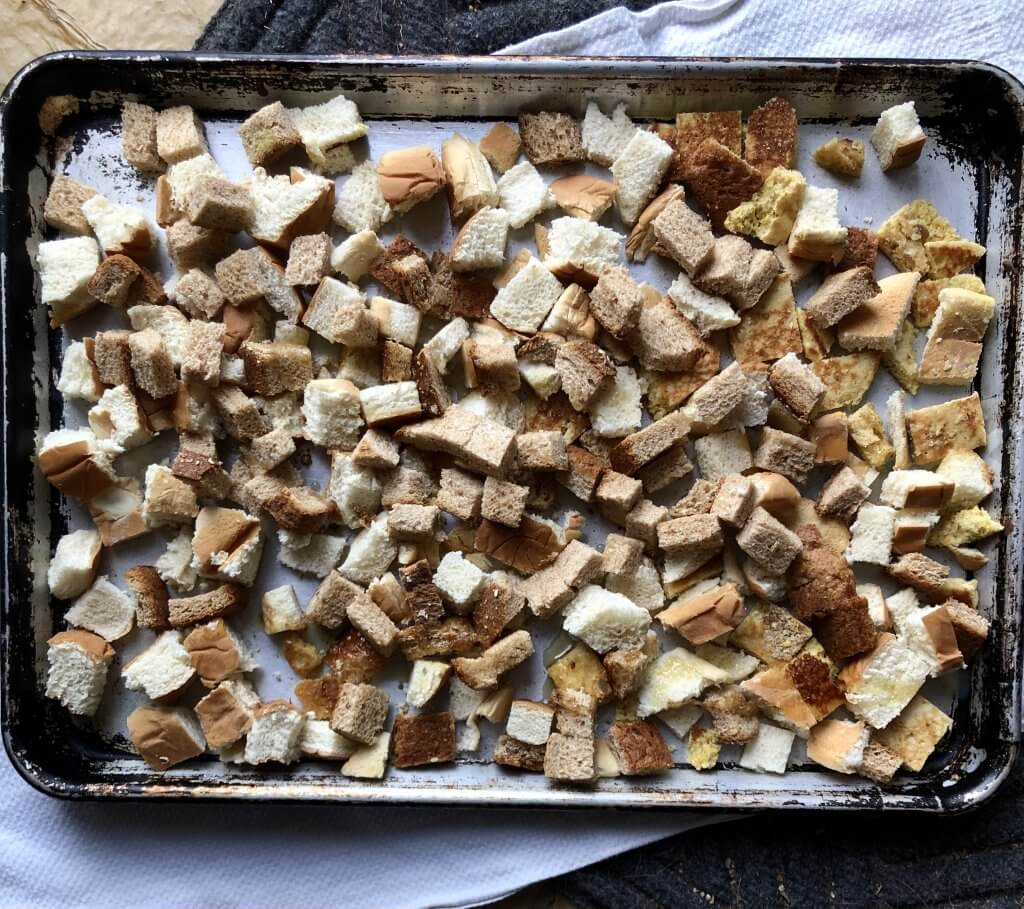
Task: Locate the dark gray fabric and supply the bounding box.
[195,0,663,54]
[193,4,1023,906]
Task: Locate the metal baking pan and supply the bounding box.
[2,52,1022,810]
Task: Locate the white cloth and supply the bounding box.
[6,4,1021,908]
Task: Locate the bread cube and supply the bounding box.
[45,629,114,716]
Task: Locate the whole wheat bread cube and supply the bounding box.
[518,112,584,166]
[121,103,163,172]
[44,174,97,234]
[238,101,302,167]
[736,506,803,574]
[156,105,207,164]
[329,682,389,745]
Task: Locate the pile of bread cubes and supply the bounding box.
[37,90,1003,785]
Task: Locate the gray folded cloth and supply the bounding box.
[195,0,661,54]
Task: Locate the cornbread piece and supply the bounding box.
[929,506,1003,549]
[906,393,986,466]
[736,507,803,574]
[753,428,816,486]
[812,352,880,411]
[805,266,881,329]
[846,504,896,566]
[813,137,865,177]
[724,166,805,245]
[608,721,673,775]
[788,186,847,264]
[838,271,920,351]
[330,682,389,745]
[238,101,302,167]
[156,105,206,164]
[686,138,764,231]
[674,110,742,174]
[125,565,170,630]
[848,403,894,470]
[871,101,927,171]
[518,112,584,166]
[686,727,721,770]
[817,466,870,520]
[659,583,744,645]
[877,199,958,273]
[912,274,985,328]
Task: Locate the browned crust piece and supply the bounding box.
[685,138,764,231]
[124,565,170,629]
[474,516,565,574]
[744,97,798,176]
[391,712,457,768]
[167,583,245,628]
[397,617,479,661]
[324,629,389,682]
[674,111,742,181]
[429,251,496,319]
[608,720,674,775]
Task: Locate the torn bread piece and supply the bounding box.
[582,101,637,166]
[442,132,499,221]
[611,129,674,226]
[496,161,555,229]
[838,271,919,352]
[334,160,393,234]
[544,216,624,286]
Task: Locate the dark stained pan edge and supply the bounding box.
[1,53,1021,810]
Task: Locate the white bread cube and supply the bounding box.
[36,237,100,325]
[788,186,847,263]
[81,195,153,257]
[496,161,555,229]
[406,660,451,708]
[88,385,153,450]
[339,513,397,585]
[65,575,135,642]
[369,296,422,348]
[46,630,113,716]
[156,530,198,591]
[506,700,555,745]
[333,160,392,233]
[544,216,624,280]
[606,556,665,614]
[422,316,470,371]
[667,272,739,335]
[489,256,563,333]
[302,378,364,448]
[880,469,953,510]
[807,719,871,775]
[845,503,895,566]
[248,167,333,249]
[289,94,367,166]
[693,430,754,481]
[857,583,890,628]
[871,101,926,172]
[127,304,190,367]
[610,130,674,226]
[122,630,195,699]
[936,449,993,511]
[637,647,730,717]
[694,643,759,683]
[562,584,651,654]
[278,532,346,578]
[518,360,561,400]
[165,153,223,209]
[299,716,356,760]
[588,364,642,438]
[274,321,309,346]
[48,529,102,600]
[845,636,931,728]
[359,381,422,426]
[332,230,383,282]
[341,731,391,779]
[261,585,306,634]
[739,723,795,774]
[244,701,307,765]
[657,704,704,741]
[191,506,264,586]
[329,451,382,529]
[582,101,637,166]
[434,551,486,610]
[451,207,510,272]
[57,341,103,403]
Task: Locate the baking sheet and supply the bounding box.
[4,55,1022,809]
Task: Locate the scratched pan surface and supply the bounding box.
[1,54,1022,809]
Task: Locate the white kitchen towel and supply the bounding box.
[500,0,1023,77]
[4,4,1021,909]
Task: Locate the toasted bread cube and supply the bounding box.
[636,647,730,717]
[44,174,98,234]
[240,341,313,396]
[871,101,927,172]
[436,467,483,522]
[813,137,865,177]
[156,105,206,164]
[391,712,456,769]
[686,138,764,231]
[595,470,643,525]
[553,340,615,412]
[479,121,521,172]
[736,506,802,574]
[386,503,439,543]
[608,720,673,775]
[805,266,880,330]
[479,476,528,528]
[753,427,816,486]
[588,266,643,339]
[346,596,399,657]
[767,352,824,423]
[543,216,624,285]
[515,430,569,472]
[261,585,306,635]
[651,196,715,275]
[817,465,870,520]
[329,682,388,745]
[284,232,331,287]
[788,186,847,264]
